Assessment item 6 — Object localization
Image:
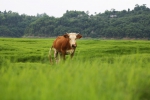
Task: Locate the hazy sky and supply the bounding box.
[0,0,149,17]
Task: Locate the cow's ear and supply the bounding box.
[63,33,69,38]
[76,33,82,39]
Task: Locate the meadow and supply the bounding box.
[0,38,150,100]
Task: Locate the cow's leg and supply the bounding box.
[49,46,56,64]
[54,49,59,63]
[59,53,62,61]
[70,50,75,59]
[62,54,66,60]
[70,53,74,59]
[61,51,66,61]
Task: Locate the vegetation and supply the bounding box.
[1,4,150,38]
[0,38,150,100]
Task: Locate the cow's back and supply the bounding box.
[53,36,70,51]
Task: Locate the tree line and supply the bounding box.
[0,4,150,38]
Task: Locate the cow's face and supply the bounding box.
[64,33,82,48]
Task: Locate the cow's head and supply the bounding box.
[64,33,82,48]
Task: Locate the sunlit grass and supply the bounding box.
[0,38,150,100]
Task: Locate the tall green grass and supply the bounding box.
[0,38,150,100]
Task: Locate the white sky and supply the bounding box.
[0,0,149,17]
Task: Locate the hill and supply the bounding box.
[0,4,150,38]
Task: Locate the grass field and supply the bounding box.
[0,38,150,100]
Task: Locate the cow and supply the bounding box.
[49,33,82,63]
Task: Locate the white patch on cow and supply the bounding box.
[66,49,74,54]
[53,48,57,58]
[53,48,61,63]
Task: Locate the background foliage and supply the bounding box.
[0,4,150,38]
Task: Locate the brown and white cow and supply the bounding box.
[49,33,82,63]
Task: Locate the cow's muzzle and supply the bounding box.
[72,44,77,48]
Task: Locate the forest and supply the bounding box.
[0,4,150,38]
